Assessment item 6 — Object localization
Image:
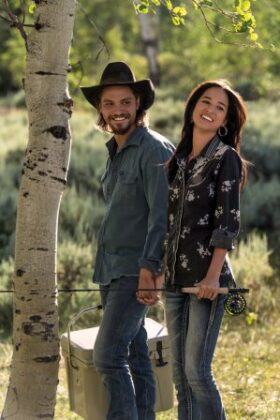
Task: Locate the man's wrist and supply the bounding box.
[138,259,164,277]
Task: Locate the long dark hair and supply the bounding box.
[168,79,248,188]
[96,85,148,131]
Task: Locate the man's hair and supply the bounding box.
[96,85,149,132]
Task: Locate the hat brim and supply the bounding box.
[80,80,155,110]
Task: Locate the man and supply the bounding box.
[81,62,174,420]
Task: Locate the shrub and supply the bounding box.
[241,178,280,230]
[230,232,276,321]
[0,258,14,336]
[57,240,101,331]
[59,186,106,244]
[0,242,102,335]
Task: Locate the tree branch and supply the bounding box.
[192,0,258,48]
[2,0,28,49]
[77,2,110,60]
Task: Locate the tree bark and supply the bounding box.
[1,1,75,418]
[138,11,161,86]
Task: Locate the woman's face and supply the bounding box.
[192,87,229,136]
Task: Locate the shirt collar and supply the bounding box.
[106,126,146,159]
[201,135,221,158]
[176,134,222,164]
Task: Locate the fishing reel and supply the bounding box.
[224,289,248,315]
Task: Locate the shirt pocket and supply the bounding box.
[116,170,138,202]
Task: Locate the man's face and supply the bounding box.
[99,86,140,136]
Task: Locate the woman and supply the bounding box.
[164,80,247,419]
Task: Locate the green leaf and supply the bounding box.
[28,3,36,14]
[136,3,149,14]
[242,0,251,11]
[243,11,252,22]
[249,32,258,42]
[192,0,198,10]
[173,6,187,17]
[151,0,161,5]
[245,312,258,326]
[171,15,181,26]
[165,0,173,11]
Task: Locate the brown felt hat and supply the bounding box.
[80,61,155,110]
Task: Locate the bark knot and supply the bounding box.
[33,354,59,363]
[16,269,25,277]
[43,126,67,141]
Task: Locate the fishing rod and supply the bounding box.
[0,287,249,315]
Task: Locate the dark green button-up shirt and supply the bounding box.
[93,126,174,284]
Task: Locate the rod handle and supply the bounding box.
[181,287,249,295]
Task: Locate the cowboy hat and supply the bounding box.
[80,61,155,110]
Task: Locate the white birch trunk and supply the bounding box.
[1,1,75,418]
[138,11,160,85]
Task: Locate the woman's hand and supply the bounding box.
[195,276,220,300]
[194,247,227,300]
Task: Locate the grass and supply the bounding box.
[1,316,280,419]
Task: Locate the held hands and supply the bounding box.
[136,268,164,306]
[195,276,220,301]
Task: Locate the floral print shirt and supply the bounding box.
[165,136,242,288]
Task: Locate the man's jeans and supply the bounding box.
[93,276,156,420]
[165,291,226,420]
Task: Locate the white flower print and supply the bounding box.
[186,190,198,202]
[198,214,210,226]
[180,226,190,239]
[221,179,236,192]
[179,254,190,270]
[169,186,180,202]
[208,183,215,198]
[196,242,211,259]
[169,213,175,227]
[230,209,240,222]
[215,206,223,218]
[214,162,221,175]
[193,156,208,173]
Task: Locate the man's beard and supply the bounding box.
[111,124,133,135]
[108,114,134,135]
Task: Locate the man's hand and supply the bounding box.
[136,268,164,305]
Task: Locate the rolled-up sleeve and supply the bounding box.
[138,144,173,274]
[209,149,242,250]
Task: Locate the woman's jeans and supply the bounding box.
[93,276,156,420]
[165,290,226,420]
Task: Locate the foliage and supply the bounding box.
[0,241,102,334]
[241,178,280,230]
[0,0,279,99]
[0,258,14,336]
[135,0,259,41]
[230,232,277,323]
[242,99,280,176]
[57,241,102,331]
[134,0,188,26]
